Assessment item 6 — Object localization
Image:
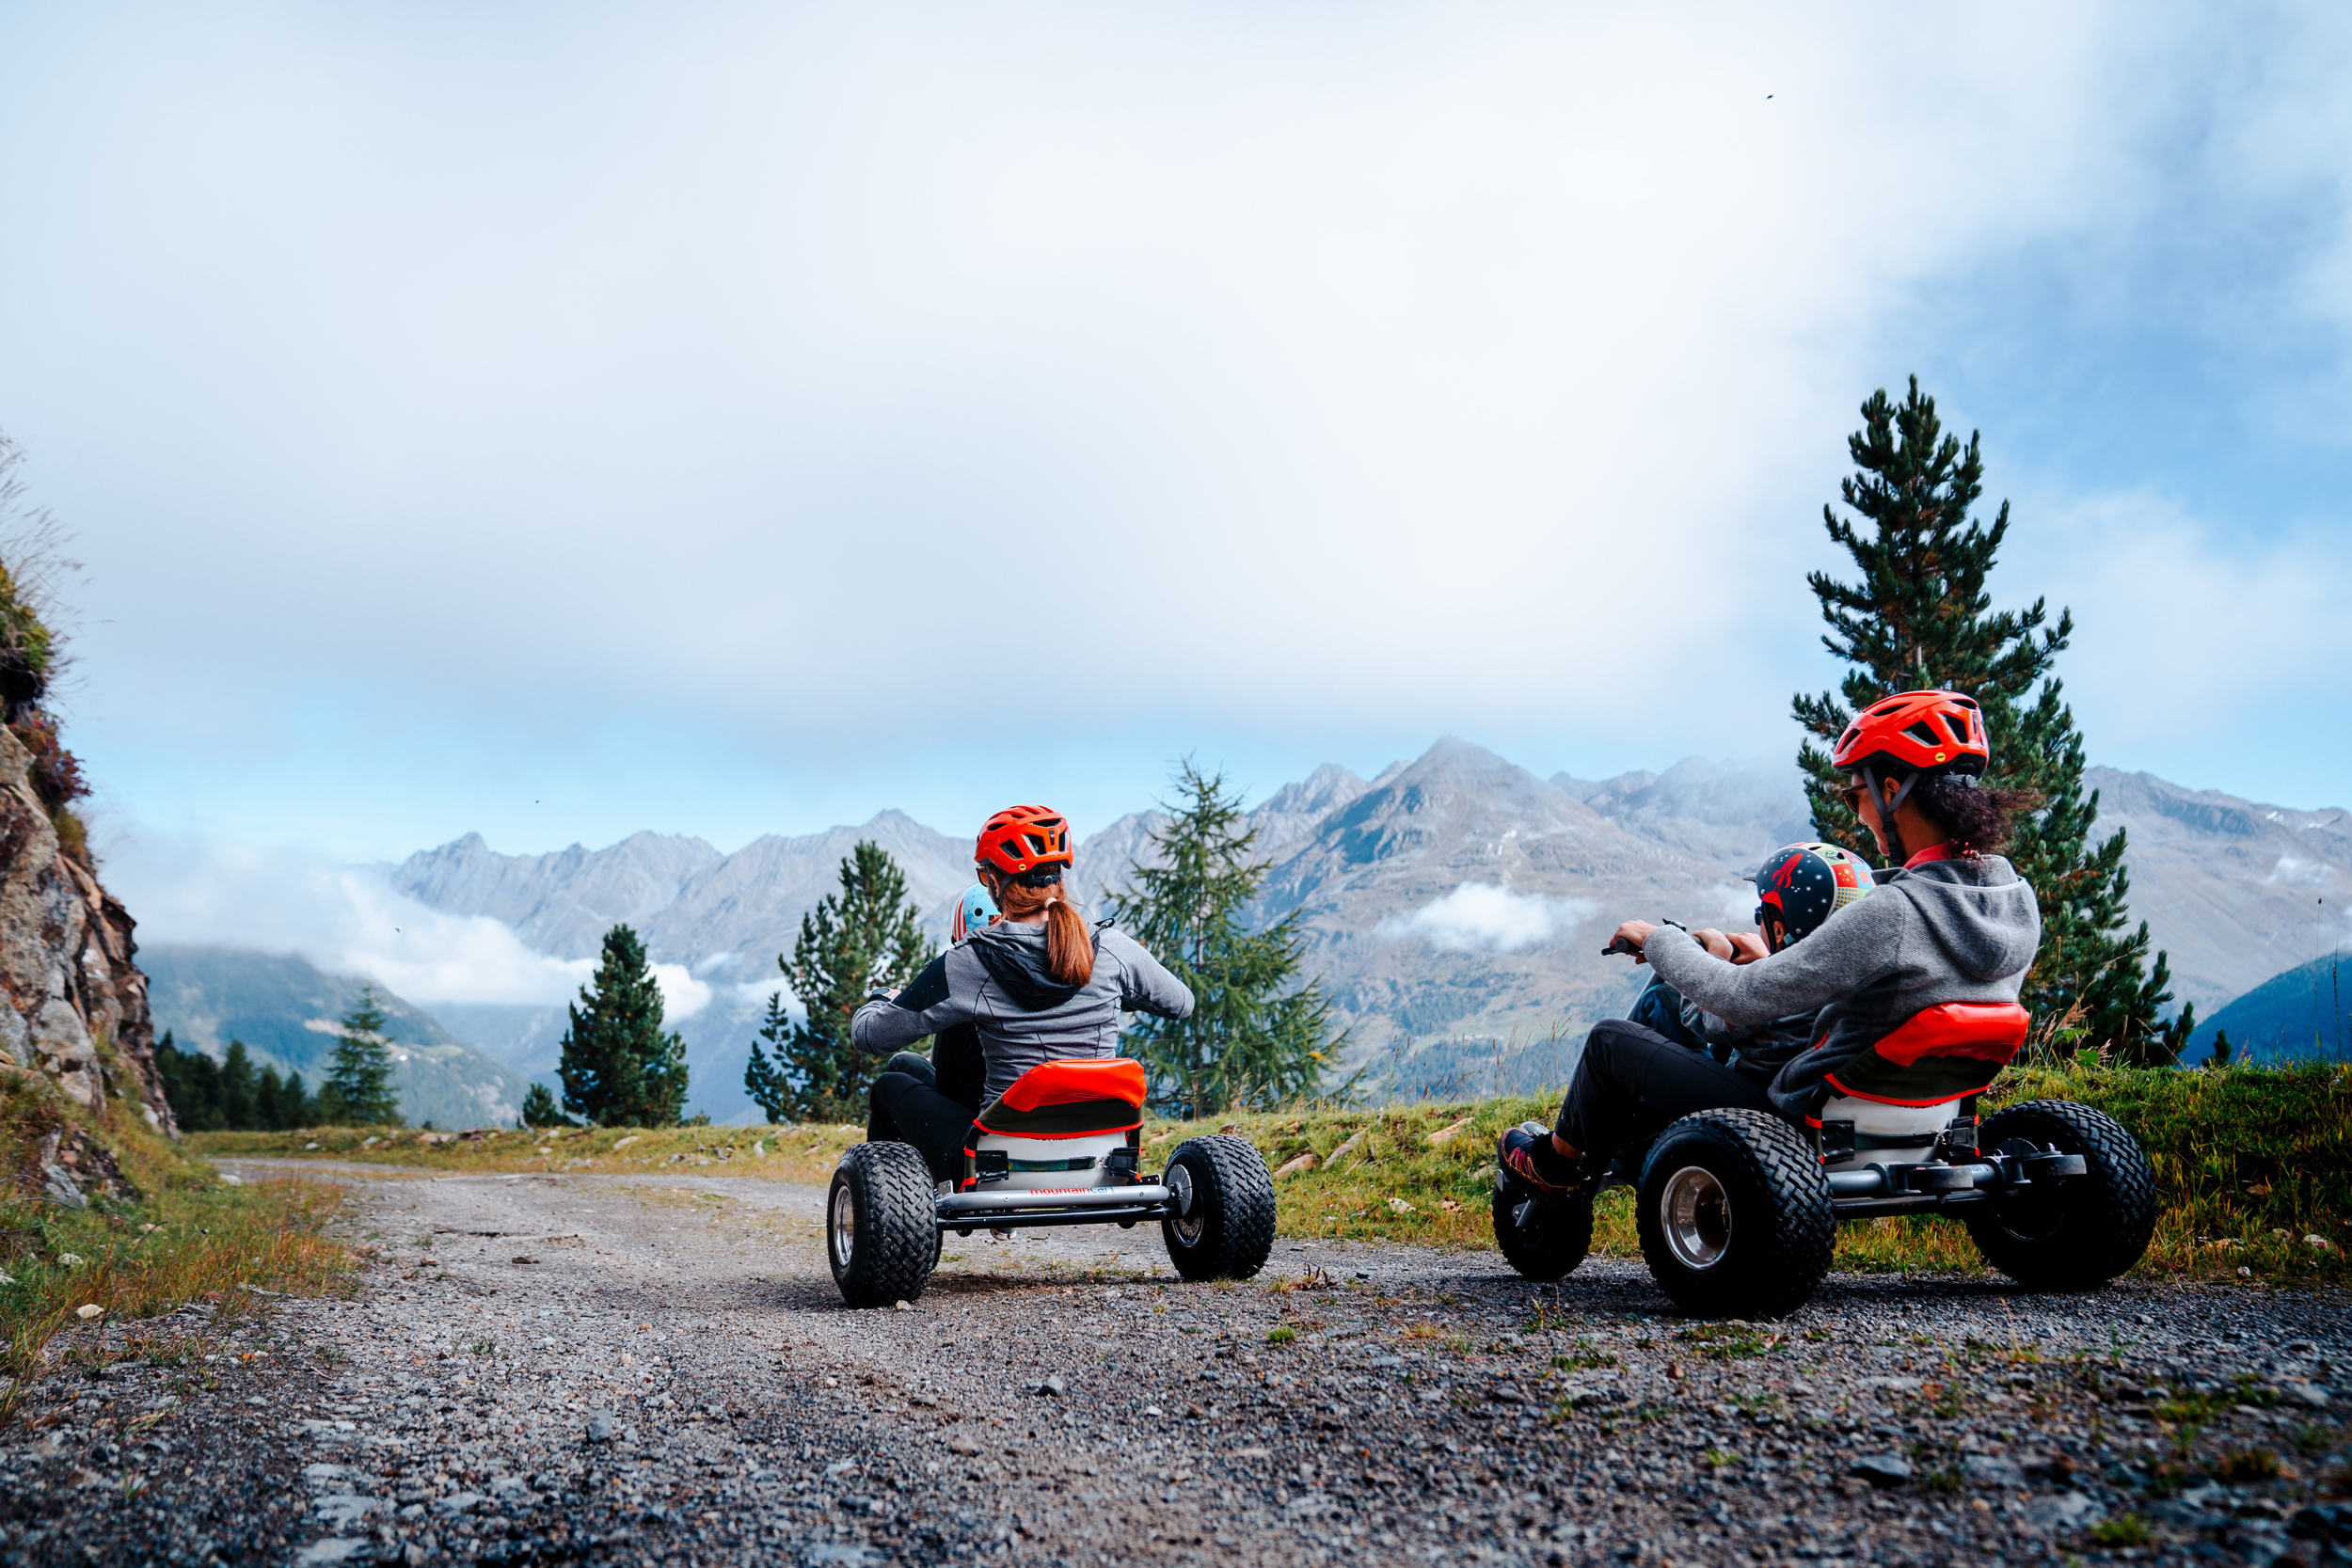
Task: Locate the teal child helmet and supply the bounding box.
[952,882,998,943]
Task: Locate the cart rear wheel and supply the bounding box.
[826,1142,938,1307]
[1160,1135,1277,1281]
[1964,1100,2156,1290]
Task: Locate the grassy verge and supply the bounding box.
[191,1120,876,1184]
[2,1073,362,1425]
[188,1060,2352,1284]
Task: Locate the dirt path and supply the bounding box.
[3,1161,2344,1568]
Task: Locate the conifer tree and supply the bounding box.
[255,1063,317,1130]
[154,1031,225,1132]
[742,994,796,1124]
[559,925,691,1127]
[217,1039,259,1130]
[517,1083,571,1129]
[1113,761,1345,1116]
[764,842,937,1123]
[324,986,404,1125]
[1792,377,2193,1063]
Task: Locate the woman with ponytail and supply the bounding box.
[850,805,1195,1184]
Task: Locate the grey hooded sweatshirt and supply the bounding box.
[1641,854,2042,1121]
[850,920,1194,1102]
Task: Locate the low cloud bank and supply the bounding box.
[104,831,713,1020]
[1380,884,1599,954]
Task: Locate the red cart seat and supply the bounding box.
[974,1057,1148,1139]
[1821,1002,2030,1108]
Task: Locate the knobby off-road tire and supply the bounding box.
[1964,1099,2157,1290]
[1492,1182,1593,1283]
[1636,1109,1834,1319]
[1161,1135,1277,1282]
[827,1142,939,1307]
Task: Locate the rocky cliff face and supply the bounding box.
[0,725,172,1133]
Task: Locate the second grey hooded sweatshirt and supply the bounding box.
[1642,854,2042,1120]
[850,920,1194,1102]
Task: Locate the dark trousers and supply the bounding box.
[867,1053,977,1186]
[1554,1019,1777,1165]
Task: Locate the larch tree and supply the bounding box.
[755,841,937,1123]
[1792,376,2193,1062]
[1113,760,1345,1117]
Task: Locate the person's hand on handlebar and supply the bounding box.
[1691,928,1771,963]
[1602,919,1659,963]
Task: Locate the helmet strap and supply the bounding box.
[1860,764,1911,864]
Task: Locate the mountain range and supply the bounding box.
[362,736,2349,1122]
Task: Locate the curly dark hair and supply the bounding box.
[1913,770,2042,858]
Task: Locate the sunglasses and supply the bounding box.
[1836,781,1871,811]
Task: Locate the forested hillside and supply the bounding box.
[141,945,530,1128]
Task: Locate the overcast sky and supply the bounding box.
[4,2,2349,959]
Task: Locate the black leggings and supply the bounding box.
[1553,1019,1778,1165]
[867,1056,977,1186]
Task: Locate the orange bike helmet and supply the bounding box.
[975,805,1074,879]
[1830,689,1991,778]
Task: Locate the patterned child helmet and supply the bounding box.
[952,882,998,943]
[1753,842,1875,948]
[974,804,1073,879]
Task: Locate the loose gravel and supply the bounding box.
[1,1161,2344,1568]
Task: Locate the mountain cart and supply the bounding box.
[825,1057,1277,1307]
[1493,1002,2158,1318]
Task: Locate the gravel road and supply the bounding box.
[3,1160,2345,1568]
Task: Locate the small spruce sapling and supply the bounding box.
[518,1083,573,1129]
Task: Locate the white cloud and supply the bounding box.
[1,2,2344,850]
[2265,855,2341,892]
[103,829,711,1018]
[1381,884,1599,954]
[645,964,713,1023]
[2005,487,2352,785]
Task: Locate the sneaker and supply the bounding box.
[1498,1125,1575,1196]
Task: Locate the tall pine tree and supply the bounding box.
[559,925,691,1127]
[323,986,404,1125]
[1792,377,2193,1063]
[755,841,937,1124]
[1113,761,1345,1116]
